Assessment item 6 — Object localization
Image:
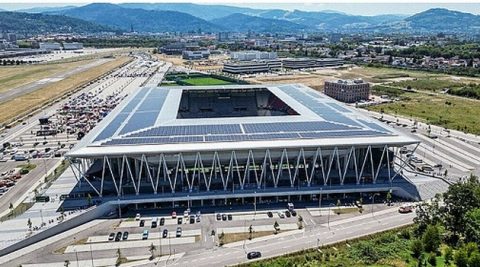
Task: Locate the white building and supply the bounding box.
[39,42,62,51]
[63,42,84,50]
[231,51,277,61]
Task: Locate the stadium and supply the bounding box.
[66,84,420,208]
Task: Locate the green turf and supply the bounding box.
[181,77,232,86]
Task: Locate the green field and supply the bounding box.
[367,91,480,134]
[182,77,232,86]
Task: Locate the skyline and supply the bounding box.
[0,2,479,16]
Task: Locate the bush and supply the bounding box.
[444,246,453,264]
[427,252,437,266]
[422,225,440,252]
[455,248,469,267]
[411,239,424,259]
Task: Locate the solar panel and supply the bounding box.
[242,121,357,134]
[126,124,243,137]
[94,113,129,141]
[119,111,159,135]
[326,102,352,113]
[299,130,389,139]
[358,120,392,133]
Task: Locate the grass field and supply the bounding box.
[0,56,131,125]
[182,77,232,86]
[367,91,480,134]
[0,59,98,94]
[238,227,451,267]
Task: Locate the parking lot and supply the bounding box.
[0,51,166,217]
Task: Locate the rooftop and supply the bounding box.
[68,84,418,157]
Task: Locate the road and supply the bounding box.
[165,208,414,267]
[0,204,414,267]
[0,159,58,216]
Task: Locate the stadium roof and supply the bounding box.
[68,84,419,157]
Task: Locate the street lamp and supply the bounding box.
[371,193,380,218]
[319,188,322,217]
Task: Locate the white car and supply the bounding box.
[135,213,141,221]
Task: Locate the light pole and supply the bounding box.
[253,191,257,220]
[319,188,322,216]
[327,203,334,230]
[73,237,79,267]
[40,208,44,225]
[371,193,380,218]
[90,243,94,267]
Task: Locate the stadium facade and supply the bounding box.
[66,84,419,206]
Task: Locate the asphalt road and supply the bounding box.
[0,158,59,215]
[165,208,415,267]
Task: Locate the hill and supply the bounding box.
[405,8,480,33]
[54,3,223,33]
[16,6,76,13]
[118,3,263,20]
[211,13,307,33]
[0,11,115,34]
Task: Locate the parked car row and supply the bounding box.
[108,231,129,242]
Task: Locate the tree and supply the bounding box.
[464,208,480,244]
[469,251,480,267]
[413,197,442,236]
[116,248,122,267]
[86,193,92,206]
[386,191,392,205]
[411,239,423,259]
[427,252,437,266]
[274,221,280,234]
[218,231,225,246]
[455,248,469,267]
[149,243,156,260]
[422,225,440,253]
[442,176,480,241]
[444,246,453,264]
[297,215,304,229]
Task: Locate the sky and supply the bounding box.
[1,1,480,16]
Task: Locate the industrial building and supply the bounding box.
[66,84,419,207]
[63,42,83,50]
[223,60,282,74]
[230,51,277,61]
[182,50,210,60]
[39,42,62,51]
[282,58,344,69]
[324,79,370,103]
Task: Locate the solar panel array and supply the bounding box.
[103,130,390,146]
[242,121,357,133]
[278,85,361,127]
[127,124,243,137]
[358,119,392,134]
[118,89,169,135]
[95,85,396,146]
